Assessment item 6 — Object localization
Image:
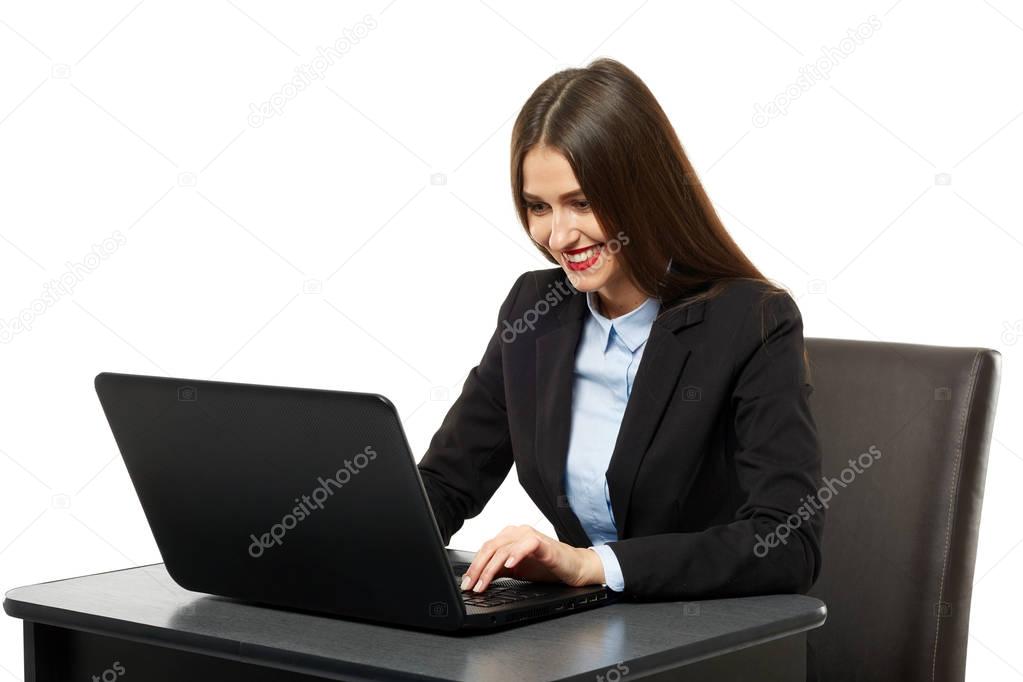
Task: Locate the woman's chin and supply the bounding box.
[563,267,610,292]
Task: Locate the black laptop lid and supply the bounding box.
[94,372,464,629]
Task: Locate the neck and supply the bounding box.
[595,281,650,319]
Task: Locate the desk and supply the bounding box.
[5,564,825,681]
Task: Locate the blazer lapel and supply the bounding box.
[605,298,707,535]
[535,289,590,546]
[534,283,708,546]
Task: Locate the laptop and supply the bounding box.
[93,371,616,631]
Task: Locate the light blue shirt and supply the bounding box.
[564,290,661,592]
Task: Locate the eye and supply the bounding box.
[526,202,549,216]
[575,200,591,211]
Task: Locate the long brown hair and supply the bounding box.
[509,57,810,377]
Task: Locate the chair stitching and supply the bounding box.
[931,351,982,682]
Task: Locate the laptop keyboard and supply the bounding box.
[451,563,548,608]
[460,582,549,608]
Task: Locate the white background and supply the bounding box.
[1,1,1021,679]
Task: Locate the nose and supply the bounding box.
[547,208,581,253]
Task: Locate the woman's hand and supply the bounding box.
[459,524,606,593]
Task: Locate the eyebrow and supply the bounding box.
[521,188,586,201]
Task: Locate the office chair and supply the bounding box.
[803,338,1001,681]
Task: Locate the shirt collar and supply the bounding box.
[585,291,662,353]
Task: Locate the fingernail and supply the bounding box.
[460,574,472,591]
[473,581,484,593]
[504,557,515,568]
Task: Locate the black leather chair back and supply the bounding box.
[804,338,1001,681]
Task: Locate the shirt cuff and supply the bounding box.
[589,544,625,592]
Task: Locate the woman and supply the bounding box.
[417,58,824,603]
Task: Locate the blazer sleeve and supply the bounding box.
[606,291,825,600]
[417,271,528,546]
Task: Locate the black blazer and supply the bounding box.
[418,267,824,600]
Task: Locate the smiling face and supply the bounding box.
[521,146,646,316]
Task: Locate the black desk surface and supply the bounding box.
[5,563,826,681]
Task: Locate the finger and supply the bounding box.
[503,535,541,569]
[462,527,527,590]
[530,535,556,563]
[474,544,514,592]
[462,541,497,591]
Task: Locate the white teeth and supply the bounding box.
[565,244,603,263]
